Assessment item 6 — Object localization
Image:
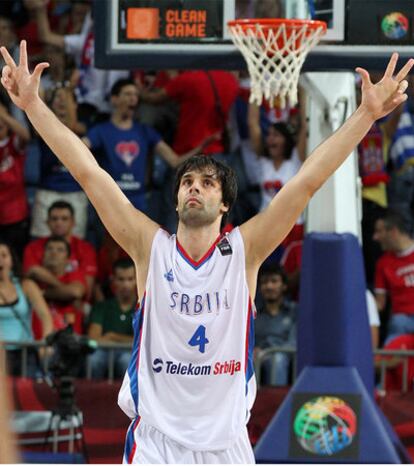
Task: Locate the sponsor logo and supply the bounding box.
[164,269,174,282]
[152,358,163,373]
[152,358,241,376]
[217,237,233,256]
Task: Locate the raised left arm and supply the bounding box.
[241,53,413,268]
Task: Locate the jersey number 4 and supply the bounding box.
[188,325,209,353]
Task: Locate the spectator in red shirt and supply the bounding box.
[373,209,414,343]
[140,70,239,156]
[0,101,31,258]
[33,236,86,336]
[23,200,97,297]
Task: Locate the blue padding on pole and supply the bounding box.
[254,367,403,463]
[297,233,374,395]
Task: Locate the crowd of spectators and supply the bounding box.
[1,0,414,386]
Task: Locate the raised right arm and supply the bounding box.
[1,41,158,266]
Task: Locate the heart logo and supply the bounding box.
[115,141,140,167]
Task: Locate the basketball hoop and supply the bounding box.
[228,19,327,107]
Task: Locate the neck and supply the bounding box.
[59,233,72,242]
[265,298,283,316]
[118,295,136,310]
[0,275,13,286]
[272,156,284,170]
[111,112,133,128]
[395,237,414,253]
[176,222,221,262]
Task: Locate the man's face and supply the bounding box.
[266,127,286,161]
[47,208,75,237]
[113,266,137,301]
[43,241,69,270]
[260,274,286,303]
[0,244,12,278]
[373,219,395,252]
[50,87,70,116]
[113,84,139,114]
[176,169,228,227]
[0,18,15,49]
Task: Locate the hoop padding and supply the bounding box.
[228,20,326,107]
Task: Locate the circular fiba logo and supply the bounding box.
[293,396,357,456]
[381,12,409,40]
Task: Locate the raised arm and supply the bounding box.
[1,41,158,272]
[241,53,414,269]
[247,102,263,156]
[155,133,220,168]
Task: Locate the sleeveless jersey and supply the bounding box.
[118,227,256,451]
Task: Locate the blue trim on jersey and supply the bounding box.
[176,235,220,270]
[124,416,140,463]
[245,303,255,394]
[127,294,146,414]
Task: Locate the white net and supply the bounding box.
[228,21,326,107]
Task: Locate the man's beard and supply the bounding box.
[179,205,218,228]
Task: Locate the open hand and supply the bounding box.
[356,53,414,121]
[0,40,49,111]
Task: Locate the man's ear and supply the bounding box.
[220,203,229,214]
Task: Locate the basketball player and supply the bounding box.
[1,41,412,463]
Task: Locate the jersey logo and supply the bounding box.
[152,358,163,373]
[164,268,174,282]
[217,237,232,256]
[151,357,241,377]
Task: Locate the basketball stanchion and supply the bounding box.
[227,18,326,107]
[253,233,410,463]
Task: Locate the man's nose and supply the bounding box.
[189,183,200,193]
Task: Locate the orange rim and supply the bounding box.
[227,18,327,33]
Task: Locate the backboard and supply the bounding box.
[94,0,414,71]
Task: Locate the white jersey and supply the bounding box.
[118,227,256,451]
[259,148,302,212]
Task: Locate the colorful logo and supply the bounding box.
[381,12,409,40]
[293,396,357,456]
[115,141,140,167]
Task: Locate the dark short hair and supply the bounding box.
[110,78,136,97]
[44,236,71,257]
[259,263,288,285]
[113,257,135,273]
[379,209,412,236]
[173,155,237,226]
[0,240,22,279]
[47,200,75,218]
[266,122,295,160]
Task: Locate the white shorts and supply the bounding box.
[30,189,88,238]
[123,417,255,464]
